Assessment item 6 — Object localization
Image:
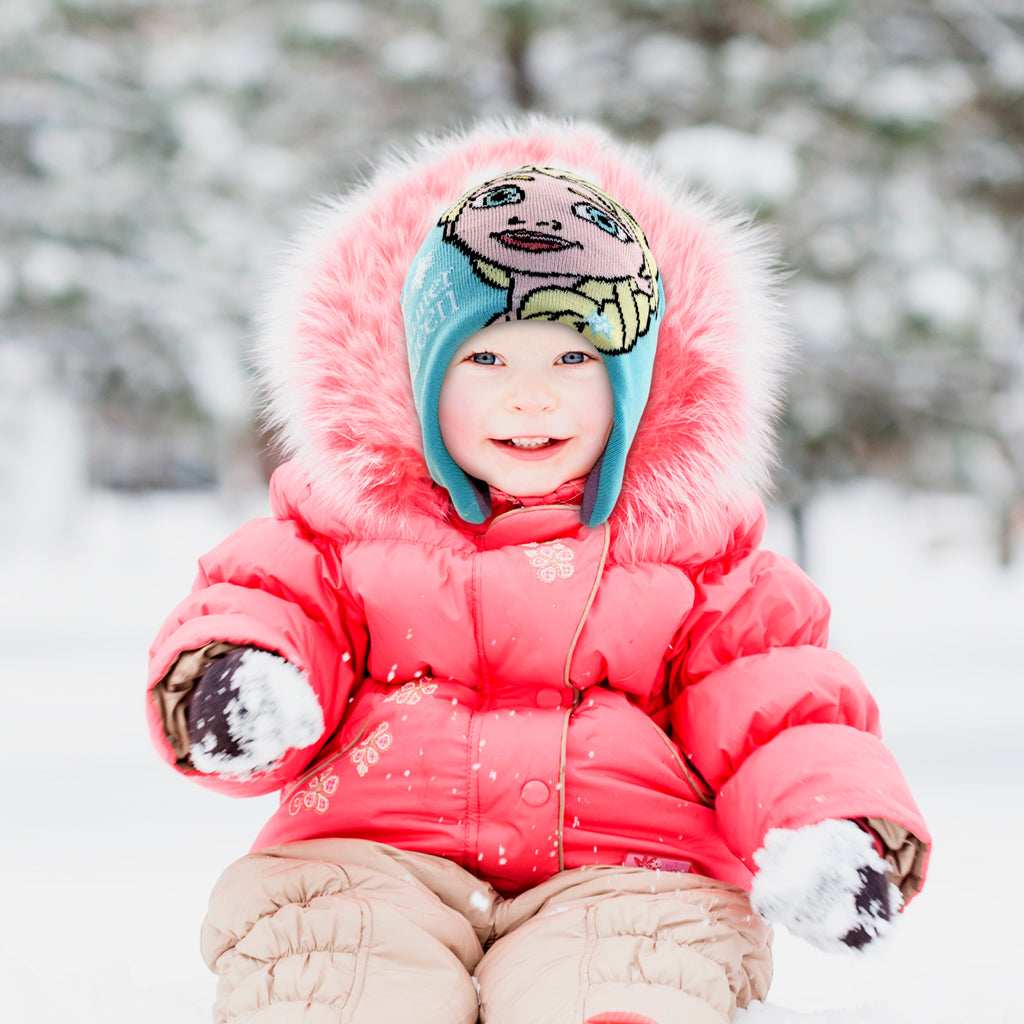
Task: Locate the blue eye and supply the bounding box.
[572,201,632,242]
[469,185,526,209]
[468,351,498,365]
[559,351,589,364]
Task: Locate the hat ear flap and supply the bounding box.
[580,452,605,526]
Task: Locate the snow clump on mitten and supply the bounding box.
[750,819,903,953]
[189,647,323,776]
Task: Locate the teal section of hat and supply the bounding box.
[582,277,663,525]
[403,226,508,521]
[401,166,663,526]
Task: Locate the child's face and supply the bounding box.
[438,320,614,500]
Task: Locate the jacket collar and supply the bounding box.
[487,478,586,517]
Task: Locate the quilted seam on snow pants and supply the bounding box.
[201,838,773,1023]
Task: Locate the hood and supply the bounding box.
[257,116,790,564]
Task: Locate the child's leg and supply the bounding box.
[476,867,772,1024]
[201,838,487,1024]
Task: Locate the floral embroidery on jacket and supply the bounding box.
[288,766,339,815]
[383,679,439,705]
[350,721,393,776]
[522,540,575,583]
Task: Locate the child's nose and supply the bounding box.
[505,375,557,414]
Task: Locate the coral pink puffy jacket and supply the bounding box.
[147,119,930,899]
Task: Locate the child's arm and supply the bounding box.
[146,514,364,796]
[668,547,931,910]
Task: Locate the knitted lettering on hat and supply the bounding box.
[402,165,662,525]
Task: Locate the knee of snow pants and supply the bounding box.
[202,840,772,1024]
[201,839,485,1024]
[478,867,773,1024]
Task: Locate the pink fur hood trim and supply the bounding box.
[257,116,791,564]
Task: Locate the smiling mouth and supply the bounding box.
[495,437,565,451]
[493,230,578,253]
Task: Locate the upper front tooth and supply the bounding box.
[510,437,550,449]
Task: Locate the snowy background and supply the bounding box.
[2,481,1021,1022]
[3,0,1024,1020]
[4,0,1023,539]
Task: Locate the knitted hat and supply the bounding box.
[401,165,663,526]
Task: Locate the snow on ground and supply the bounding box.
[1,480,1021,1022]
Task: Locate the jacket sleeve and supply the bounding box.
[669,547,931,904]
[146,514,365,797]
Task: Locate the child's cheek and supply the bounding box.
[439,384,490,476]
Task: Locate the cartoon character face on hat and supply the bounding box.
[402,165,663,527]
[439,167,659,356]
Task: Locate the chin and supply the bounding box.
[494,475,564,499]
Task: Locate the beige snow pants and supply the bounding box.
[201,839,772,1024]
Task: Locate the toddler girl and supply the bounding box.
[147,119,930,1024]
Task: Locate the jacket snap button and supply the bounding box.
[536,687,563,708]
[521,780,550,806]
